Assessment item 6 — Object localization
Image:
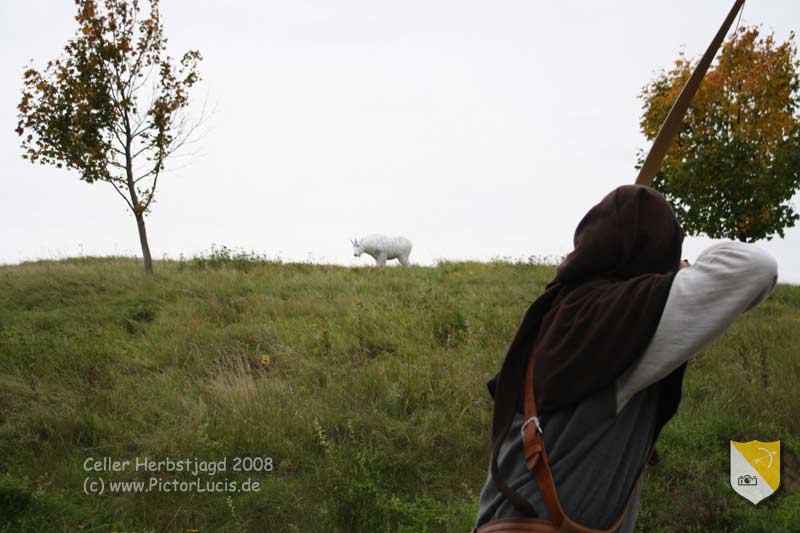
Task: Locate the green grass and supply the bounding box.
[0,256,797,532]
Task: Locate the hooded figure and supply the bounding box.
[475,184,777,531]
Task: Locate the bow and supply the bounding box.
[635,0,746,187]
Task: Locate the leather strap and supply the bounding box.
[474,517,557,532]
[522,355,562,526]
[478,345,654,533]
[517,349,653,533]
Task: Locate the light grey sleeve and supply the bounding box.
[615,241,778,413]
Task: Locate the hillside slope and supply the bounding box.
[0,257,798,532]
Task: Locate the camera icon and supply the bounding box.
[737,474,758,486]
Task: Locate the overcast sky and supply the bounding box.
[2,1,799,282]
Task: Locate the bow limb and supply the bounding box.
[636,0,746,187]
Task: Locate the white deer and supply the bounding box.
[351,234,412,267]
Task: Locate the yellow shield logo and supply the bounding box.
[730,440,780,504]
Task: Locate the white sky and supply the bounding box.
[2,1,799,282]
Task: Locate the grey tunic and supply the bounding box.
[475,383,658,531]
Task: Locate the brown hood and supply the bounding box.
[489,185,687,507]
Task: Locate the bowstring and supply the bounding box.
[683,1,745,201]
[733,0,746,36]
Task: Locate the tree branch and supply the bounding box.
[143,169,160,211]
[107,179,134,211]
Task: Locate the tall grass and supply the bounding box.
[0,256,797,532]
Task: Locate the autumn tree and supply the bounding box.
[639,26,800,242]
[16,0,203,273]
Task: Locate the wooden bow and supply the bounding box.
[635,0,746,187]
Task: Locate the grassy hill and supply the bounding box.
[0,255,798,532]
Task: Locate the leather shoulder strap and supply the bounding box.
[521,350,654,532]
[521,353,564,525]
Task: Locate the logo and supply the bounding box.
[730,440,780,505]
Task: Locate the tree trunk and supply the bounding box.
[135,211,154,274]
[121,107,154,274]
